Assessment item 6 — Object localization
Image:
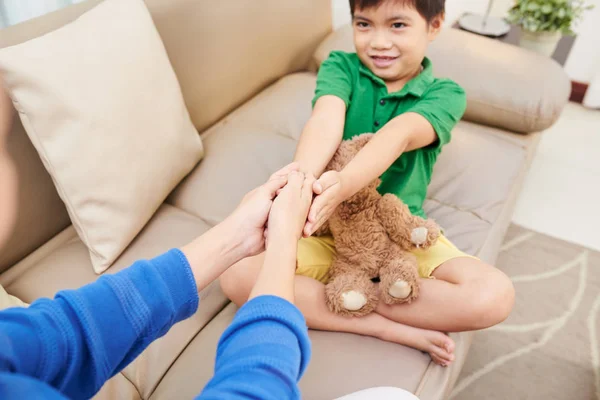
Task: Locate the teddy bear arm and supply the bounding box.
[377,193,441,249]
[377,194,418,248]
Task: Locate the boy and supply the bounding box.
[222,0,514,367]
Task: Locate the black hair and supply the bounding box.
[349,0,445,23]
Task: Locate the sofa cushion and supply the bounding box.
[168,73,315,225]
[0,87,71,274]
[425,120,538,258]
[150,303,466,400]
[0,0,204,274]
[312,25,570,134]
[1,204,229,398]
[0,285,26,309]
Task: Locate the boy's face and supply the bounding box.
[352,0,442,85]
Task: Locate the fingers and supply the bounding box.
[311,208,330,234]
[262,174,288,199]
[305,196,332,236]
[308,192,328,222]
[315,171,340,194]
[302,173,316,202]
[270,162,300,180]
[274,170,304,200]
[286,170,304,192]
[313,180,323,195]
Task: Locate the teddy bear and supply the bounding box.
[316,133,440,317]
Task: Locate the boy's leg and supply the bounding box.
[220,255,456,366]
[375,257,515,332]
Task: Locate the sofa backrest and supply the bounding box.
[0,0,332,272]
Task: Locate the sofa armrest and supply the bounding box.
[312,25,571,134]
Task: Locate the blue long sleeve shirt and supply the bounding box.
[0,249,311,399]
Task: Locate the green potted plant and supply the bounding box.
[507,0,594,56]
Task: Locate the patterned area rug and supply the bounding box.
[450,225,600,400]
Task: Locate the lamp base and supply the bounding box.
[458,13,511,37]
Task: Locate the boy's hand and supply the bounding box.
[224,162,300,257]
[303,170,346,237]
[267,171,315,244]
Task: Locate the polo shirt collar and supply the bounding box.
[358,57,434,98]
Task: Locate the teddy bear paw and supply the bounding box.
[341,290,368,311]
[410,227,429,248]
[388,280,412,299]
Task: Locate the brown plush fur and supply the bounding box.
[320,134,440,317]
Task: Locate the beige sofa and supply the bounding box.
[0,0,570,399]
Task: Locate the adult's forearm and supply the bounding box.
[199,295,311,399]
[0,250,198,399]
[249,236,298,303]
[181,218,247,292]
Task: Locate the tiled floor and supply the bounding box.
[512,102,600,251]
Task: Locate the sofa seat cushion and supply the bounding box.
[1,204,229,399]
[150,303,467,400]
[168,72,315,225]
[425,120,538,260]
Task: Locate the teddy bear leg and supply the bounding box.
[325,270,379,317]
[379,251,420,305]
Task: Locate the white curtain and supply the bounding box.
[0,0,82,29]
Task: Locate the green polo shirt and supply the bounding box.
[312,51,467,218]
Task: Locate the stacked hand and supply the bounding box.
[266,170,314,246]
[302,170,345,237]
[225,163,316,260]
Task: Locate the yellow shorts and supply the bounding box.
[296,235,477,284]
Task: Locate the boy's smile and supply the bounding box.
[352,1,442,92]
[370,54,399,69]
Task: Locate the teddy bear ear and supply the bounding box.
[326,133,375,172]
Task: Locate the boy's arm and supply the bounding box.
[338,112,436,198]
[293,95,346,178]
[303,113,434,235]
[304,80,466,236]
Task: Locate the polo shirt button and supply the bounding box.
[374,121,380,127]
[379,99,386,105]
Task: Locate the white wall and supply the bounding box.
[0,0,84,28]
[584,75,600,108]
[331,0,600,83]
[563,0,600,83]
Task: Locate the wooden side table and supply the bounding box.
[453,18,576,67]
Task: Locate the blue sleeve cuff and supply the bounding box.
[149,249,199,323]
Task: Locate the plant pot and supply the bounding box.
[519,30,562,57]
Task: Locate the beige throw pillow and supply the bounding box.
[0,0,204,273]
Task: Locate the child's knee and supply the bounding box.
[474,270,514,329]
[220,258,261,304]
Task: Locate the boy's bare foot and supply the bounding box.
[379,322,455,367]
